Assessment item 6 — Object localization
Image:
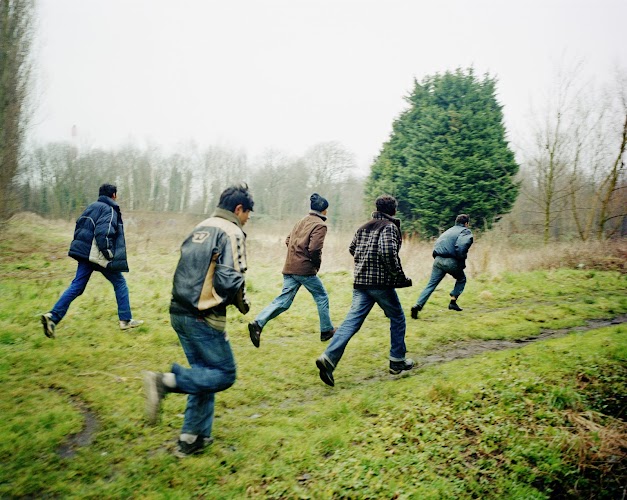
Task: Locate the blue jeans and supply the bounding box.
[415,257,466,307]
[322,288,407,369]
[50,260,132,323]
[255,274,334,332]
[170,314,236,438]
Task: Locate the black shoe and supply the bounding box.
[41,313,56,339]
[320,327,336,342]
[248,321,262,348]
[174,437,205,458]
[316,356,335,387]
[410,304,422,319]
[448,301,463,311]
[389,358,415,375]
[143,371,168,425]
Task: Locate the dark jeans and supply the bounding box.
[416,257,467,307]
[322,288,407,369]
[255,274,334,332]
[50,260,132,323]
[170,313,236,438]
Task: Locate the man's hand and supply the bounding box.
[396,276,412,288]
[233,283,251,314]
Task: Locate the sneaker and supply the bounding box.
[248,321,262,348]
[174,437,205,458]
[448,301,463,312]
[410,304,422,319]
[389,358,415,375]
[41,313,56,339]
[143,371,167,425]
[316,356,335,387]
[320,327,337,342]
[120,319,144,330]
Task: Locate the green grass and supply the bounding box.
[0,215,625,498]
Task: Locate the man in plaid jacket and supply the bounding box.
[315,195,414,387]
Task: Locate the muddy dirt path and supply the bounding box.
[418,313,627,367]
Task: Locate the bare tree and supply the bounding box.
[199,145,248,214]
[522,63,586,242]
[562,71,627,240]
[519,63,627,242]
[303,141,356,193]
[595,75,627,238]
[0,0,35,220]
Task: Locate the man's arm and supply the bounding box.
[455,228,473,260]
[378,225,402,276]
[94,205,116,259]
[308,224,327,269]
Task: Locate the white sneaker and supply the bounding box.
[120,319,144,330]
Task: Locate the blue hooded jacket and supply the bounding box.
[68,195,129,272]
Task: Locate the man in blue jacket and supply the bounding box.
[143,183,253,458]
[410,214,473,318]
[40,183,143,338]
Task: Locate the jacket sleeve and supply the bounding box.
[349,232,358,256]
[308,224,327,270]
[455,229,473,260]
[213,231,250,314]
[94,205,117,260]
[378,225,402,276]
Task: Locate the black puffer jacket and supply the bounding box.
[68,195,129,272]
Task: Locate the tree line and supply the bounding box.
[16,139,366,230]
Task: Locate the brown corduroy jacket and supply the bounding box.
[282,212,328,276]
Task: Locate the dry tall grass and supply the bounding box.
[11,211,626,281]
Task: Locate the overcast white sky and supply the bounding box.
[31,0,627,174]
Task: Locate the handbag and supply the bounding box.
[89,238,110,268]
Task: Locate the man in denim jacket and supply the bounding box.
[410,214,473,319]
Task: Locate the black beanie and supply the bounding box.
[310,193,329,212]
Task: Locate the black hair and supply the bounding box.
[455,214,470,225]
[218,183,254,212]
[375,194,397,216]
[99,183,117,198]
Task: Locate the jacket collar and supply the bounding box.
[213,207,244,231]
[98,195,119,209]
[372,211,401,229]
[309,210,327,221]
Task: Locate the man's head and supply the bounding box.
[310,193,329,213]
[99,183,117,199]
[375,195,397,216]
[218,183,254,225]
[455,214,470,226]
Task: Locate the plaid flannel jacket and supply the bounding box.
[349,212,409,289]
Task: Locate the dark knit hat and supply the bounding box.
[310,193,329,212]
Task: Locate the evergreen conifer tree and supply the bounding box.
[366,68,519,236]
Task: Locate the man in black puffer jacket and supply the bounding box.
[41,184,143,338]
[410,214,473,318]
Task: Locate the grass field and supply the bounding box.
[0,212,625,499]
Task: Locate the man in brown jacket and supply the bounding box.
[248,193,336,348]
